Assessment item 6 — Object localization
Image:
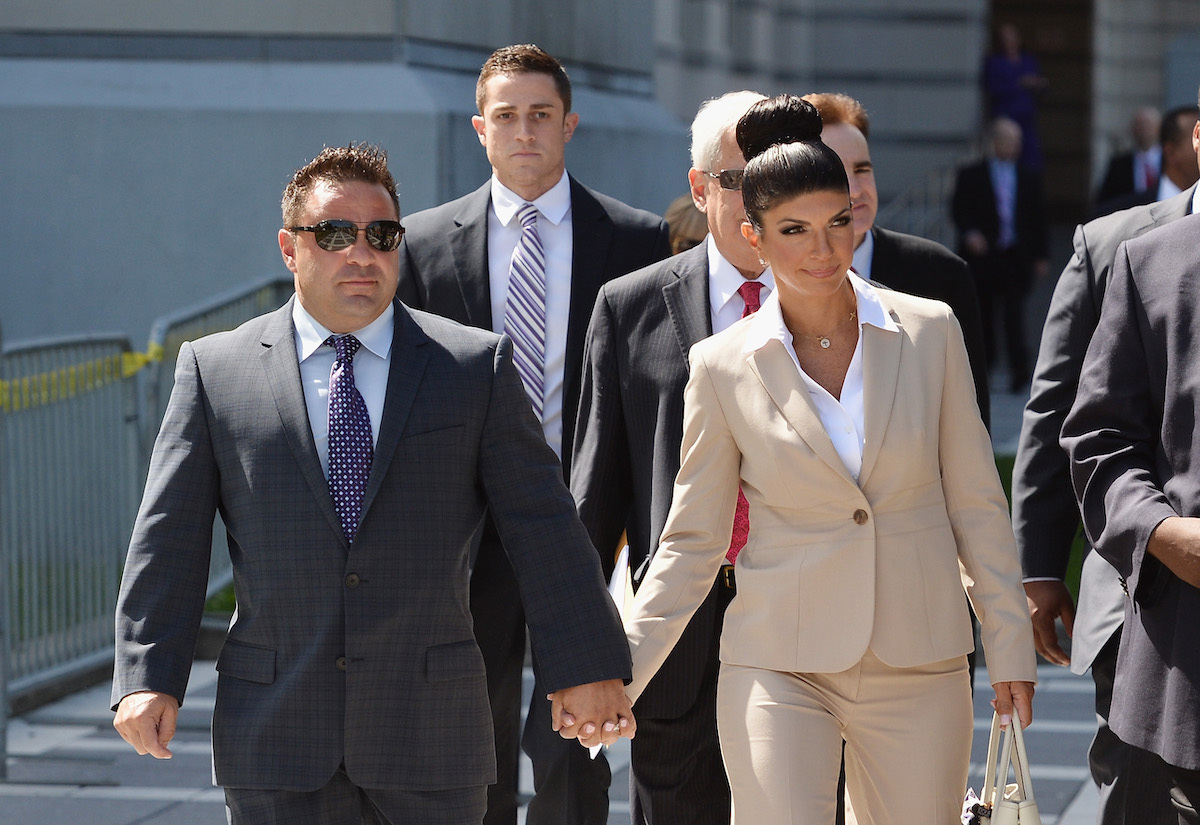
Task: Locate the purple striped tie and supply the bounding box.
[326,335,372,543]
[503,203,547,418]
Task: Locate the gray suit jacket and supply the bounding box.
[1012,186,1194,673]
[570,243,715,717]
[112,298,631,791]
[1064,212,1200,770]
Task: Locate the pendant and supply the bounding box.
[819,337,831,349]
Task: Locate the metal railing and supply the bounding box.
[0,335,142,718]
[876,162,963,251]
[1,276,295,742]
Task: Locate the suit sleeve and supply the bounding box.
[112,342,218,709]
[624,347,740,703]
[937,310,1037,685]
[1062,244,1176,601]
[396,236,424,309]
[1011,224,1098,579]
[570,288,633,581]
[478,335,632,691]
[937,254,991,429]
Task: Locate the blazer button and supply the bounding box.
[345,573,360,588]
[336,656,348,671]
[853,509,869,525]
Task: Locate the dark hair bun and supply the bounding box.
[736,95,824,162]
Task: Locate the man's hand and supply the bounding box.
[113,690,180,759]
[1148,517,1200,589]
[548,679,635,748]
[1024,580,1074,666]
[964,229,988,258]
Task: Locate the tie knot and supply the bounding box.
[517,203,539,229]
[738,281,764,316]
[326,334,361,363]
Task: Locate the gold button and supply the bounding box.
[853,509,869,525]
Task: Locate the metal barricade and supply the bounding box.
[876,163,962,250]
[0,335,141,719]
[143,275,294,599]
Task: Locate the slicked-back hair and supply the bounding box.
[689,90,768,172]
[475,44,572,114]
[802,92,871,139]
[281,143,399,227]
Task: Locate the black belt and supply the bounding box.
[720,564,736,592]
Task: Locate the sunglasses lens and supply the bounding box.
[313,221,357,251]
[366,221,404,252]
[719,170,744,191]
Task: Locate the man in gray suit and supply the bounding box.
[112,143,634,825]
[1063,210,1200,823]
[396,44,669,825]
[571,89,767,825]
[1013,92,1198,824]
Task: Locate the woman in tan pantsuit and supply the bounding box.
[622,95,1037,823]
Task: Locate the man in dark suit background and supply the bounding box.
[1092,105,1199,219]
[1063,210,1200,823]
[112,143,635,825]
[570,89,768,825]
[952,116,1049,393]
[1013,91,1199,825]
[804,92,990,426]
[396,44,670,825]
[1095,106,1161,206]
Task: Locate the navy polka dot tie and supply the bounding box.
[326,335,373,544]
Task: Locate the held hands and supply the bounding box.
[113,690,180,759]
[548,679,636,749]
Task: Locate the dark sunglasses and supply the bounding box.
[289,220,405,252]
[702,169,745,191]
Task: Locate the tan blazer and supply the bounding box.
[625,289,1036,702]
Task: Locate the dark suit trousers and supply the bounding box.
[630,578,733,825]
[1141,749,1200,825]
[470,531,611,825]
[970,247,1032,387]
[1090,632,1177,825]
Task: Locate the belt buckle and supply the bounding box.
[721,564,736,591]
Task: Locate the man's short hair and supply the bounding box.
[281,143,399,227]
[802,92,871,139]
[690,90,768,172]
[476,44,572,114]
[1161,104,1200,148]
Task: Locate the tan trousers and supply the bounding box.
[716,650,972,825]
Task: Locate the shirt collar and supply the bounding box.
[851,229,875,280]
[742,271,897,355]
[292,298,395,363]
[707,234,774,308]
[490,171,571,227]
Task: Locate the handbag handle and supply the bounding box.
[991,711,1036,804]
[981,711,1005,807]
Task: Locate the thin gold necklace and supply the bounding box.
[797,310,858,349]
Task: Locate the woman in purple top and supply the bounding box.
[983,23,1048,171]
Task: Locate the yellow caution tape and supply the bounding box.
[0,342,164,413]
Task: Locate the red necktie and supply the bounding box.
[727,281,764,563]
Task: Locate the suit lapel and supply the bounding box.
[747,342,856,485]
[449,183,494,329]
[360,302,428,520]
[565,178,614,408]
[260,298,344,541]
[662,246,713,362]
[857,312,903,487]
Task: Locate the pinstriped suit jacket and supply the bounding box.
[112,297,630,792]
[625,288,1037,702]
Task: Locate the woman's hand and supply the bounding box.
[991,680,1035,728]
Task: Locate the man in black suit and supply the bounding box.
[570,89,768,825]
[952,116,1049,392]
[1092,105,1199,219]
[1063,210,1200,823]
[1013,94,1199,825]
[1095,106,1160,206]
[396,44,670,825]
[804,92,990,425]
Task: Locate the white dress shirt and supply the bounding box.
[851,229,876,280]
[707,235,775,334]
[487,172,572,458]
[293,299,393,477]
[742,271,898,482]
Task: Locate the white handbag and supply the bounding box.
[964,711,1042,825]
